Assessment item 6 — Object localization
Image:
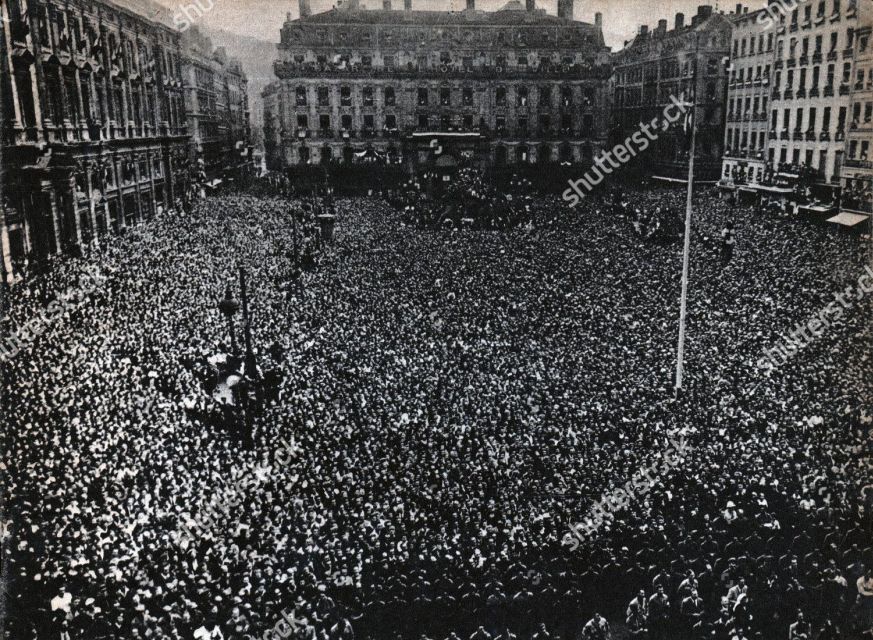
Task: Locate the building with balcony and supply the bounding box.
[839,0,872,216]
[722,7,776,185]
[265,0,612,171]
[611,5,737,182]
[181,27,253,183]
[0,0,189,277]
[766,0,862,190]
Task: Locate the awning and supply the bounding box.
[652,175,718,185]
[826,212,870,227]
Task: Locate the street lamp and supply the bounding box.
[218,286,240,355]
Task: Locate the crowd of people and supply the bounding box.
[2,180,872,640]
[388,169,544,230]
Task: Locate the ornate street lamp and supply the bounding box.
[218,286,240,355]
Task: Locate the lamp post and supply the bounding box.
[218,286,240,355]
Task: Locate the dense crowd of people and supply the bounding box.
[2,180,872,640]
[388,169,543,230]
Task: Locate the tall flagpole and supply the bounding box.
[675,34,700,395]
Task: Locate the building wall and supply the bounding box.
[266,5,612,169]
[0,0,188,276]
[767,0,862,184]
[722,9,776,184]
[840,0,872,213]
[181,29,253,181]
[611,5,735,181]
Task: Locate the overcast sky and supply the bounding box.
[154,0,765,50]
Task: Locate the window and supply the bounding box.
[539,86,551,107]
[440,87,450,106]
[296,86,307,106]
[462,87,473,106]
[341,114,352,130]
[318,87,329,106]
[418,113,429,129]
[518,116,528,134]
[823,107,831,131]
[496,116,506,132]
[363,114,374,130]
[561,113,572,131]
[517,86,528,107]
[385,87,395,106]
[361,55,372,68]
[418,88,428,106]
[384,55,395,68]
[363,86,374,106]
[341,86,351,107]
[319,114,330,131]
[561,87,573,107]
[462,114,473,130]
[297,114,308,129]
[496,86,506,106]
[385,114,397,129]
[539,114,551,133]
[440,114,451,129]
[463,57,473,69]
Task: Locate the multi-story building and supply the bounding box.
[722,7,776,185]
[611,5,736,182]
[265,0,613,170]
[767,0,862,191]
[0,0,189,276]
[840,0,872,215]
[181,27,253,182]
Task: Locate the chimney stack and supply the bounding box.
[675,12,685,28]
[595,11,602,26]
[698,5,713,18]
[735,3,742,14]
[404,0,411,10]
[557,0,573,20]
[525,0,535,11]
[299,0,311,17]
[640,24,649,36]
[466,0,474,8]
[384,0,392,8]
[657,18,667,34]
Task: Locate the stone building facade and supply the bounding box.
[840,0,872,214]
[611,5,736,181]
[0,0,189,277]
[722,7,776,185]
[264,0,612,171]
[766,0,864,188]
[181,27,253,182]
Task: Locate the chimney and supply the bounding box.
[735,3,741,13]
[525,0,535,11]
[404,0,411,9]
[698,5,713,18]
[675,12,685,28]
[657,18,668,34]
[299,0,311,17]
[557,0,573,20]
[640,24,649,36]
[466,0,474,8]
[384,0,392,8]
[595,12,603,27]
